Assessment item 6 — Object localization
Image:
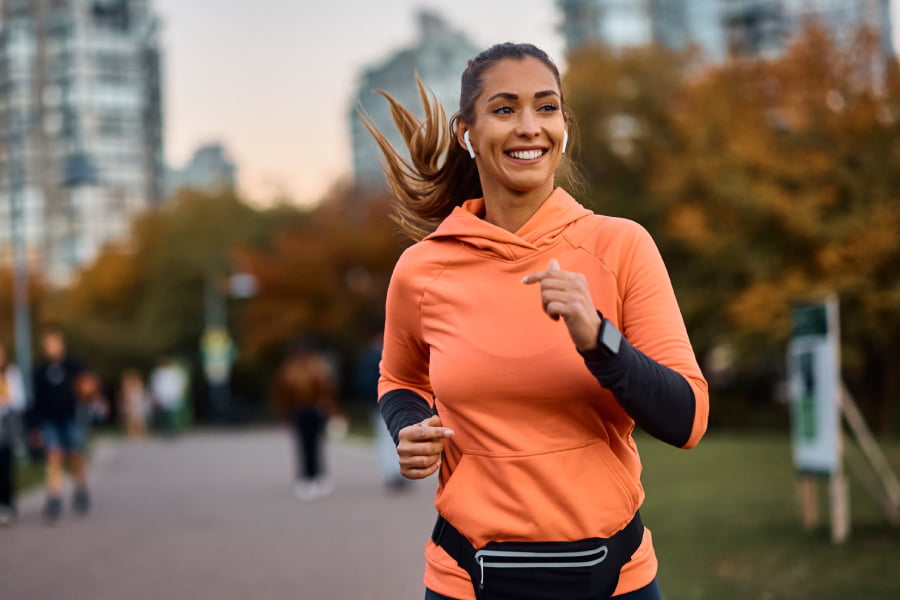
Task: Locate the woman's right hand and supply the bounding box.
[396,415,454,479]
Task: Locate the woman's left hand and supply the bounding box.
[523,259,601,351]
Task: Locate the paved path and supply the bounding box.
[0,429,439,600]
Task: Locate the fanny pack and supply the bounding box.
[431,511,644,600]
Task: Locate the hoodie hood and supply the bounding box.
[423,187,593,261]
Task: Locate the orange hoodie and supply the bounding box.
[379,188,709,599]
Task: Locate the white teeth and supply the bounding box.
[508,149,543,160]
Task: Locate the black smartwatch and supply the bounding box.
[595,317,623,358]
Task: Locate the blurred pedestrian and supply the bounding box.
[0,341,26,525]
[365,43,708,599]
[149,357,187,438]
[118,369,151,440]
[273,341,339,501]
[31,325,94,524]
[353,328,407,491]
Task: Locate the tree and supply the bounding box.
[564,27,900,431]
[47,188,292,415]
[235,185,405,367]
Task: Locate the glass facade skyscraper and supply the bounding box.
[0,0,163,283]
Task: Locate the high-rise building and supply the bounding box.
[166,142,237,198]
[0,0,164,284]
[349,10,480,191]
[558,0,895,61]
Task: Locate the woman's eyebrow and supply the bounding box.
[486,90,560,102]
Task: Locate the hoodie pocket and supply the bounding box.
[435,440,641,548]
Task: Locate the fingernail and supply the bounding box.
[444,429,454,436]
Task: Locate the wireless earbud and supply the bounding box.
[464,130,476,158]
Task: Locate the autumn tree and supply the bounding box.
[235,184,405,370]
[47,188,292,410]
[565,27,900,431]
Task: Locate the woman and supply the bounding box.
[0,341,26,525]
[365,43,709,600]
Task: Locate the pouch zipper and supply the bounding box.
[474,544,609,570]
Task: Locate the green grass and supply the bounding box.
[14,454,44,493]
[637,432,900,599]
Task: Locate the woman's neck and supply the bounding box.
[481,182,554,233]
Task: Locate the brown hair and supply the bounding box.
[360,43,576,241]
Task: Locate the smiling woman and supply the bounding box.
[362,43,709,600]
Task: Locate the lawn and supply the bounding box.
[637,432,900,600]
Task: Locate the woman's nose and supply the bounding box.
[515,111,540,138]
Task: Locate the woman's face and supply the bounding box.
[459,56,566,199]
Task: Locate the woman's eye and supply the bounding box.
[492,106,513,115]
[539,104,559,112]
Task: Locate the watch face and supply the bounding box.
[601,321,622,355]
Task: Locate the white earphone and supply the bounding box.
[463,130,476,158]
[562,130,569,154]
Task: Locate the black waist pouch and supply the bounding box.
[431,512,644,600]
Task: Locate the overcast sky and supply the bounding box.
[152,0,565,206]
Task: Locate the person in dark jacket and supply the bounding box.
[32,325,92,523]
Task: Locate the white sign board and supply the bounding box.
[786,299,841,474]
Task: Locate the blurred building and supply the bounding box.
[349,10,480,191]
[559,0,896,60]
[0,0,164,284]
[166,142,237,197]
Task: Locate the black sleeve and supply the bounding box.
[379,389,434,445]
[579,324,696,448]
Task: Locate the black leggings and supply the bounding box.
[424,577,663,600]
[0,445,15,509]
[293,407,326,480]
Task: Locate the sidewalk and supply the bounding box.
[0,429,439,600]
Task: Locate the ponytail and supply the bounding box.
[359,77,481,241]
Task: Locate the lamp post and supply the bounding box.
[5,114,34,407]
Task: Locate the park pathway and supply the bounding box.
[0,429,439,600]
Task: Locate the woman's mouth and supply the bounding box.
[506,149,546,160]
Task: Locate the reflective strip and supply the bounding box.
[481,552,610,569]
[475,545,608,561]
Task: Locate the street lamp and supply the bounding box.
[5,114,34,408]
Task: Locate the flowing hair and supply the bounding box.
[359,43,574,241]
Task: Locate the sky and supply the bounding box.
[152,0,565,206]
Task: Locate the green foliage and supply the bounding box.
[28,185,405,418]
[44,189,293,385]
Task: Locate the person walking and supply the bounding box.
[353,328,407,491]
[273,341,339,501]
[0,341,26,525]
[118,369,151,440]
[149,357,187,438]
[31,325,93,524]
[364,43,709,600]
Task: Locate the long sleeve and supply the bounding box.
[580,329,695,447]
[588,223,708,449]
[380,389,434,444]
[378,248,435,400]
